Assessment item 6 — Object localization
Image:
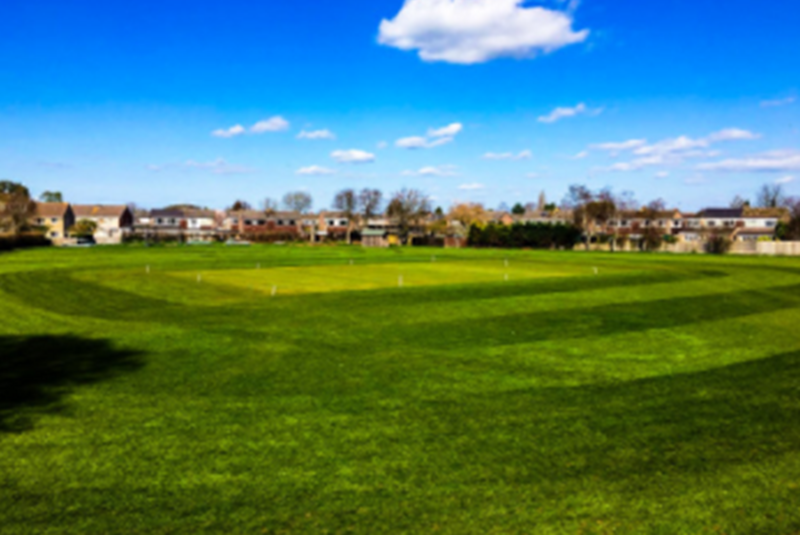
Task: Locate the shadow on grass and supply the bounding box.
[0,336,143,433]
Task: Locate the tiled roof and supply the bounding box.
[73,205,128,218]
[743,207,790,218]
[33,202,71,218]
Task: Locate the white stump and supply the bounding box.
[271,285,277,297]
[399,275,403,288]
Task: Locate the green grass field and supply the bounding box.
[1,245,800,534]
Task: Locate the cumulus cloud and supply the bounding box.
[396,122,463,149]
[458,182,485,190]
[297,129,336,140]
[296,165,337,176]
[251,116,290,133]
[378,0,589,64]
[402,165,458,177]
[655,171,670,178]
[697,150,800,173]
[776,175,796,184]
[331,149,376,164]
[211,125,246,138]
[761,97,795,108]
[538,103,600,124]
[483,150,532,161]
[572,150,589,160]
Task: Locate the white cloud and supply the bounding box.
[697,150,800,173]
[526,172,540,178]
[655,171,670,178]
[378,0,589,65]
[296,165,337,176]
[458,182,485,190]
[633,136,709,157]
[331,149,376,164]
[402,165,458,177]
[538,103,600,124]
[397,136,434,149]
[483,150,532,161]
[251,116,290,133]
[297,129,336,140]
[761,96,795,108]
[212,117,289,137]
[591,139,647,152]
[572,150,589,160]
[151,158,254,174]
[600,128,761,172]
[706,128,761,142]
[211,125,246,138]
[428,123,463,137]
[776,175,796,184]
[396,122,463,149]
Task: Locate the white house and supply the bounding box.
[72,205,134,244]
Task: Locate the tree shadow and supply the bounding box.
[0,335,143,433]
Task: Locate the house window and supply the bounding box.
[766,220,776,227]
[169,218,177,225]
[157,218,164,224]
[339,220,347,226]
[289,220,295,225]
[328,220,335,226]
[621,220,629,226]
[277,220,284,226]
[232,218,239,224]
[50,231,58,238]
[258,220,266,226]
[51,217,58,223]
[37,218,44,225]
[708,221,716,227]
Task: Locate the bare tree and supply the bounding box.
[358,189,383,224]
[333,189,358,244]
[730,195,750,209]
[387,188,431,244]
[640,199,667,251]
[756,184,785,208]
[262,197,279,215]
[0,181,35,236]
[283,191,312,213]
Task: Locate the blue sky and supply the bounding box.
[1,0,798,211]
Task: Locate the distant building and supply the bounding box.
[30,202,75,245]
[72,205,134,244]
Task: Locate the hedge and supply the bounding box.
[0,233,52,252]
[468,222,582,249]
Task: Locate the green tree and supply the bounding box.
[39,191,63,203]
[0,180,35,236]
[72,219,98,237]
[511,203,525,215]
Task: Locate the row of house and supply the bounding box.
[25,201,791,247]
[601,207,789,243]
